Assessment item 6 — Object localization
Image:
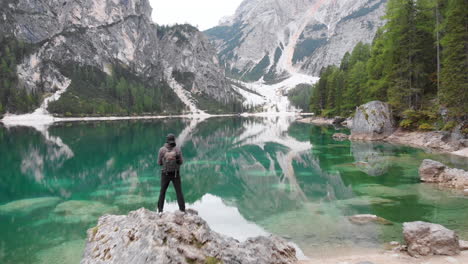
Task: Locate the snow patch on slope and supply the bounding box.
[164,67,207,115]
[1,75,71,128]
[233,73,318,112]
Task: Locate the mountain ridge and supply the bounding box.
[0,0,241,117]
[205,0,387,82]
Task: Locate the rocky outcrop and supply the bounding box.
[403,221,460,257]
[206,0,387,81]
[348,214,392,225]
[332,133,349,141]
[385,129,464,153]
[350,101,396,141]
[81,208,297,264]
[418,159,468,190]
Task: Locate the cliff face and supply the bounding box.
[205,0,387,81]
[0,0,239,114]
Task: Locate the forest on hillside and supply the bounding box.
[307,0,467,131]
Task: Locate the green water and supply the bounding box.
[1,116,468,263]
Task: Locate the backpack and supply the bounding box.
[163,148,178,173]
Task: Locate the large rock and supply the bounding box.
[350,101,396,141]
[403,221,460,257]
[419,159,468,189]
[80,208,297,264]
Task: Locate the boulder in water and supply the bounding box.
[52,200,118,224]
[403,221,460,257]
[350,101,396,141]
[81,208,297,264]
[36,240,85,264]
[419,159,468,189]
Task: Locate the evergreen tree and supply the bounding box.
[439,0,468,117]
[386,0,417,112]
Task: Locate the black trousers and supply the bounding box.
[157,171,185,212]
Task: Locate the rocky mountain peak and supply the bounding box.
[1,0,241,117]
[206,0,387,82]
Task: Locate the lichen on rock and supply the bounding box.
[350,101,396,141]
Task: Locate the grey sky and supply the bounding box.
[149,0,244,30]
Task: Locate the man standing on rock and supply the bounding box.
[157,133,185,213]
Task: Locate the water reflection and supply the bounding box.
[1,117,468,263]
[165,194,268,241]
[351,141,393,176]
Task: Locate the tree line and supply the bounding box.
[48,64,186,116]
[0,38,41,115]
[310,0,467,130]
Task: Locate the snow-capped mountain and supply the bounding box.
[206,0,387,82]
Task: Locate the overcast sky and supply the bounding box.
[149,0,244,30]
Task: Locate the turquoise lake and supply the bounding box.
[1,116,468,263]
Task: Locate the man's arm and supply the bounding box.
[158,148,164,166]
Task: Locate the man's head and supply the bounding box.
[166,134,176,145]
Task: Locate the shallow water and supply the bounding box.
[1,116,467,263]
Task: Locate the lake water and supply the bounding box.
[1,116,468,263]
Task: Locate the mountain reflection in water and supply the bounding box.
[1,116,468,263]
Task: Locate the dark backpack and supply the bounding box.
[163,148,178,172]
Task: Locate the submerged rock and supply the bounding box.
[35,240,85,264]
[0,197,61,216]
[81,208,297,264]
[419,159,468,190]
[114,194,157,207]
[350,101,396,141]
[335,196,395,207]
[332,133,349,141]
[52,200,118,224]
[403,221,460,257]
[348,214,392,225]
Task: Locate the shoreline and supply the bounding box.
[300,248,468,264]
[297,116,334,125]
[0,112,315,128]
[297,117,468,158]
